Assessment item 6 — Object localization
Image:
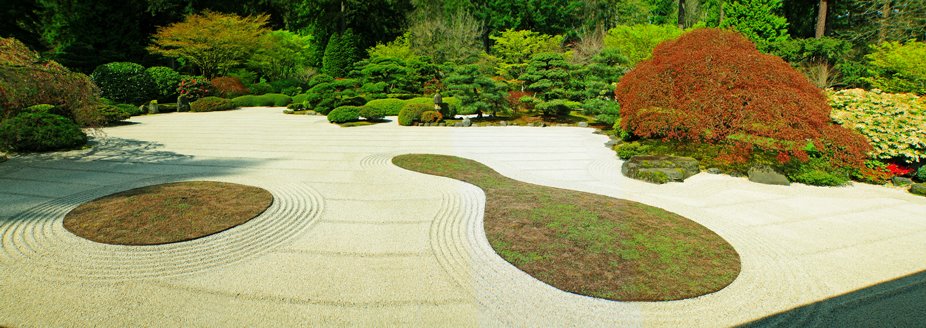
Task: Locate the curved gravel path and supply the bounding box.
[1,107,924,326]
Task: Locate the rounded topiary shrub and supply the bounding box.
[91,62,157,104]
[359,106,385,121]
[96,104,131,125]
[327,106,361,123]
[398,103,431,126]
[0,112,87,152]
[616,28,870,169]
[211,76,250,98]
[145,66,182,101]
[364,98,405,116]
[190,96,237,112]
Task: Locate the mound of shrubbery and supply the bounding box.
[232,94,292,107]
[364,98,405,115]
[145,66,182,102]
[398,103,433,126]
[91,62,157,104]
[0,112,87,152]
[327,106,362,123]
[616,28,870,181]
[190,97,237,112]
[1,38,101,127]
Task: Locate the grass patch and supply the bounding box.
[63,181,272,245]
[393,154,740,301]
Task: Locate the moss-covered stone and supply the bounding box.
[911,183,926,196]
[621,155,700,184]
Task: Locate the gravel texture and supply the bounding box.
[1,107,924,327]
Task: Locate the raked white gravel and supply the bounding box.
[1,107,924,327]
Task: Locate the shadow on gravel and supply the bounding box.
[741,270,926,328]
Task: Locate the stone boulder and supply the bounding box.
[892,176,914,187]
[748,166,790,186]
[621,155,700,184]
[462,118,472,127]
[911,183,926,197]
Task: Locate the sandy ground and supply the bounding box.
[1,107,924,327]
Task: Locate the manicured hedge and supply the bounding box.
[231,93,293,107]
[145,66,181,101]
[91,62,156,104]
[0,112,87,152]
[190,97,237,112]
[398,103,431,126]
[327,106,362,123]
[359,106,385,120]
[364,98,405,115]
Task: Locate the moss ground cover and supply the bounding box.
[64,181,272,245]
[393,154,740,301]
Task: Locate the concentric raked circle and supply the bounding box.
[0,175,324,281]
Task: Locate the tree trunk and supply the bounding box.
[815,0,828,38]
[879,0,891,43]
[678,0,686,29]
[719,1,725,26]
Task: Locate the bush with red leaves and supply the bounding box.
[0,37,101,127]
[615,28,870,169]
[210,76,250,98]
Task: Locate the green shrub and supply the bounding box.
[365,98,405,115]
[115,103,144,116]
[359,106,385,120]
[264,93,293,106]
[865,40,926,95]
[398,103,431,126]
[145,66,182,101]
[269,79,304,95]
[581,99,621,125]
[829,89,926,163]
[420,110,443,123]
[536,99,580,116]
[604,24,685,66]
[231,95,259,107]
[916,165,926,182]
[190,96,237,112]
[249,81,274,95]
[231,94,292,107]
[96,104,130,125]
[615,142,652,160]
[292,93,311,105]
[90,62,156,104]
[790,169,850,186]
[0,112,87,152]
[24,104,59,115]
[327,106,361,123]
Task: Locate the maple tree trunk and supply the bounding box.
[815,0,828,38]
[678,0,686,29]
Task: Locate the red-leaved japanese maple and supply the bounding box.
[615,28,869,167]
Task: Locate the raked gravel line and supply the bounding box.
[1,107,925,327]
